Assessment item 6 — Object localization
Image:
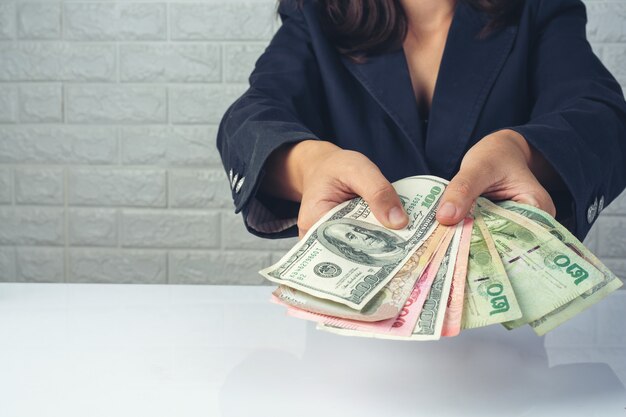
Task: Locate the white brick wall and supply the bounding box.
[0,0,623,285]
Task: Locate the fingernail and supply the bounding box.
[388,206,408,227]
[438,202,457,219]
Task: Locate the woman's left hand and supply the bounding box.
[436,129,558,225]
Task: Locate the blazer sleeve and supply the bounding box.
[501,0,626,242]
[216,1,324,239]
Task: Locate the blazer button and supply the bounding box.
[598,195,605,214]
[231,172,239,190]
[235,176,245,193]
[587,197,598,225]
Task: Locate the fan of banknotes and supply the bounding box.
[259,175,622,340]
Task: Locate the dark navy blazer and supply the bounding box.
[217,0,626,242]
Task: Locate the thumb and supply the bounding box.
[437,167,493,225]
[346,166,409,230]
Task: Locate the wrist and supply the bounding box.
[270,139,341,200]
[260,139,322,201]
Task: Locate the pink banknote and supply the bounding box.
[442,217,473,337]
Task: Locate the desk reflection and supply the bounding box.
[220,315,625,417]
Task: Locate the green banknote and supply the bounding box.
[497,200,623,335]
[461,211,522,329]
[477,198,605,329]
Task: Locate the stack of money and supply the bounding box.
[259,176,622,340]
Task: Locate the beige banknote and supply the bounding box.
[442,217,473,337]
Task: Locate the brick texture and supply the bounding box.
[0,85,17,122]
[18,84,64,123]
[68,168,166,207]
[0,1,624,285]
[0,43,116,82]
[18,3,62,40]
[15,167,64,205]
[64,3,167,41]
[69,208,118,247]
[0,3,16,40]
[121,125,222,167]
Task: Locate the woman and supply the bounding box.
[216,0,626,242]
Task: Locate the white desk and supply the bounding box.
[0,283,624,417]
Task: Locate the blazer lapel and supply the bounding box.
[340,1,518,179]
[340,44,427,162]
[425,2,518,178]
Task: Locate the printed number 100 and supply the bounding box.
[422,186,443,209]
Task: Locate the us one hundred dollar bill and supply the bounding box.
[260,176,449,310]
[272,224,451,322]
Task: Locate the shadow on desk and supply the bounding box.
[219,324,626,417]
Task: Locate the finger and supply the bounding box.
[297,197,340,240]
[543,195,557,218]
[297,203,313,241]
[482,175,557,218]
[437,163,494,225]
[512,194,540,209]
[344,163,409,229]
[512,189,557,218]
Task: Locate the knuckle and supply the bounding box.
[369,181,394,204]
[450,178,473,198]
[296,214,310,233]
[343,162,361,180]
[480,159,498,175]
[532,184,553,206]
[343,149,367,161]
[339,150,364,167]
[525,184,556,216]
[543,196,557,217]
[355,156,377,174]
[297,222,310,236]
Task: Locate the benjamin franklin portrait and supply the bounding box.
[317,219,409,267]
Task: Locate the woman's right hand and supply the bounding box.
[276,140,410,240]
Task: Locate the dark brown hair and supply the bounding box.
[291,0,524,61]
